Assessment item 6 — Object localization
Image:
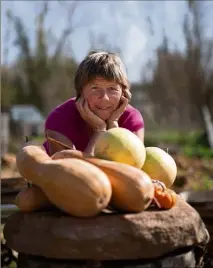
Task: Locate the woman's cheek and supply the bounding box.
[87,95,97,109]
[112,95,122,107]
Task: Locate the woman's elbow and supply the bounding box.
[134,128,145,143]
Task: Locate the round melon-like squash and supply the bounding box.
[94,128,146,169]
[142,147,177,187]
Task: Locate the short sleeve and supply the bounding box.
[44,98,76,136]
[45,110,68,135]
[119,106,144,133]
[43,105,71,155]
[42,110,67,155]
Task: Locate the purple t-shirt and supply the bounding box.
[43,97,144,154]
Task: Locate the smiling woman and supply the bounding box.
[83,77,123,120]
[42,51,145,156]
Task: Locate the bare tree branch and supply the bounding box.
[53,1,79,59]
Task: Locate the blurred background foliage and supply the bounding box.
[1,0,213,190]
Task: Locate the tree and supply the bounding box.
[1,8,15,108]
[88,31,122,56]
[142,1,213,145]
[183,0,213,147]
[4,1,82,114]
[1,66,16,108]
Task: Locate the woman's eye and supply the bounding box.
[91,86,100,92]
[108,87,120,94]
[91,87,101,95]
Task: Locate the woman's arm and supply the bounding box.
[75,97,107,156]
[107,120,119,129]
[46,129,105,157]
[83,130,106,156]
[134,128,144,143]
[45,129,75,156]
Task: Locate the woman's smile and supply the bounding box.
[96,106,112,110]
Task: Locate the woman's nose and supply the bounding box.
[100,91,110,101]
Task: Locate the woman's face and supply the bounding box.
[82,77,123,120]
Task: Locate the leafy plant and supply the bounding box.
[183,146,213,159]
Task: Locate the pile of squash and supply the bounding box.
[15,128,178,217]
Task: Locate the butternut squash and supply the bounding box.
[16,143,112,217]
[52,149,90,160]
[15,185,52,212]
[52,150,155,212]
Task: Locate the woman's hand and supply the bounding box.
[107,89,131,128]
[76,97,106,131]
[108,95,128,122]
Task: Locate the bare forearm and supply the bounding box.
[45,129,75,156]
[84,130,106,156]
[85,121,119,156]
[107,120,119,129]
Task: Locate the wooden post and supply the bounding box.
[1,113,10,156]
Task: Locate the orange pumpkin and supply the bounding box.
[152,180,177,209]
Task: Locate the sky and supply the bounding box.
[1,0,213,83]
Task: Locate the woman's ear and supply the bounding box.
[123,88,132,100]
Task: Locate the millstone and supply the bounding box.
[4,196,209,261]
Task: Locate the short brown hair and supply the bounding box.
[74,51,130,97]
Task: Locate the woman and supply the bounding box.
[43,51,145,156]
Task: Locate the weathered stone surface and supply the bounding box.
[4,196,210,261]
[17,249,198,268]
[180,190,213,264]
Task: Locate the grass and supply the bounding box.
[4,262,17,268]
[33,135,45,144]
[173,168,213,192]
[183,146,213,159]
[145,130,213,159]
[190,175,213,191]
[145,130,204,146]
[8,135,45,154]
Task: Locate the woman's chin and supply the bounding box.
[99,115,110,121]
[96,111,111,121]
